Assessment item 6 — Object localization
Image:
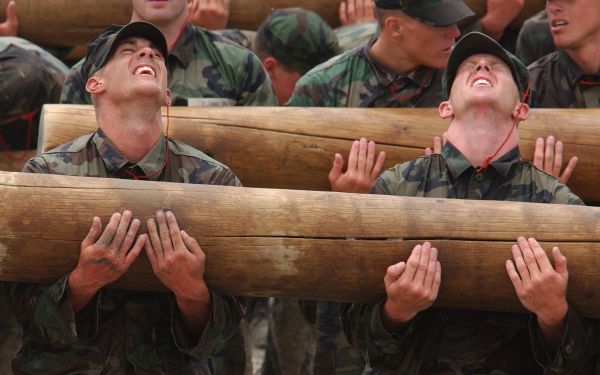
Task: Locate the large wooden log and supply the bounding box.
[0,0,545,48]
[39,105,600,203]
[1,171,599,316]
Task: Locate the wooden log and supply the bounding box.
[39,105,600,204]
[0,0,545,48]
[1,171,599,316]
[0,150,36,172]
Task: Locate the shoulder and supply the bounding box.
[167,138,241,186]
[191,26,258,60]
[374,155,446,195]
[528,51,560,75]
[300,46,370,85]
[24,133,95,174]
[514,161,584,205]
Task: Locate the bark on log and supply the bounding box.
[39,105,600,203]
[0,0,545,47]
[1,171,599,316]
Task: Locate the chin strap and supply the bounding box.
[476,120,517,173]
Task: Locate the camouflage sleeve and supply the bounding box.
[21,156,50,173]
[172,291,245,360]
[6,275,100,345]
[529,306,595,373]
[285,71,327,107]
[59,60,92,104]
[341,300,420,369]
[550,183,585,206]
[334,23,378,52]
[235,51,278,106]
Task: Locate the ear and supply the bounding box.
[438,100,454,119]
[164,88,172,106]
[385,16,404,38]
[512,102,529,122]
[85,76,106,95]
[262,57,279,81]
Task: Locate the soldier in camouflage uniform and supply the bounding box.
[528,0,600,108]
[0,37,68,150]
[515,10,555,66]
[287,0,474,108]
[60,0,276,106]
[3,22,244,374]
[332,32,596,374]
[287,1,475,373]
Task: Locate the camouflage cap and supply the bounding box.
[254,7,342,75]
[81,21,168,81]
[374,0,474,26]
[443,32,530,101]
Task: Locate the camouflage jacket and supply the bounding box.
[60,23,277,107]
[516,10,555,67]
[342,143,595,374]
[286,38,444,108]
[529,49,600,108]
[5,129,245,374]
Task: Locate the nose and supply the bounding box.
[546,0,562,14]
[445,24,461,40]
[475,62,491,73]
[137,46,156,59]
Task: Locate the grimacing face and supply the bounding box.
[94,37,169,105]
[449,53,520,114]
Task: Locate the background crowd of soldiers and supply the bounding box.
[1,0,599,374]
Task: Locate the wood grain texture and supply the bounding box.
[39,105,600,203]
[0,0,545,47]
[0,171,599,316]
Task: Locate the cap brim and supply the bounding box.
[406,1,475,26]
[108,22,169,62]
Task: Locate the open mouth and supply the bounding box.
[550,19,568,31]
[472,78,491,87]
[134,66,156,77]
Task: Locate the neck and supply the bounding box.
[96,98,164,163]
[445,106,519,168]
[563,32,600,74]
[130,15,188,52]
[370,34,419,75]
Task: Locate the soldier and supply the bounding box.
[287,0,475,108]
[528,0,600,108]
[515,10,555,66]
[0,0,68,151]
[3,22,244,374]
[333,32,596,374]
[60,0,277,107]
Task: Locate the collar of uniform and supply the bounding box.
[92,129,168,178]
[362,37,435,88]
[168,22,196,68]
[442,142,521,178]
[558,49,587,86]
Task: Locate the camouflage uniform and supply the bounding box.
[516,10,555,67]
[286,38,444,108]
[60,23,277,106]
[342,143,594,374]
[335,23,379,52]
[2,129,245,374]
[529,49,600,108]
[0,37,68,149]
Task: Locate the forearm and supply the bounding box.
[175,286,212,342]
[67,268,102,315]
[537,314,567,354]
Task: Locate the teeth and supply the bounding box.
[474,79,490,86]
[553,20,567,27]
[134,66,156,77]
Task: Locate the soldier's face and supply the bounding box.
[131,0,189,26]
[546,0,600,50]
[98,37,169,104]
[395,17,461,70]
[449,54,520,114]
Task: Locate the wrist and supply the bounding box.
[68,267,102,297]
[381,299,416,330]
[175,282,211,306]
[537,302,569,328]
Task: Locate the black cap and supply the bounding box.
[81,21,168,81]
[374,0,475,26]
[443,32,530,100]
